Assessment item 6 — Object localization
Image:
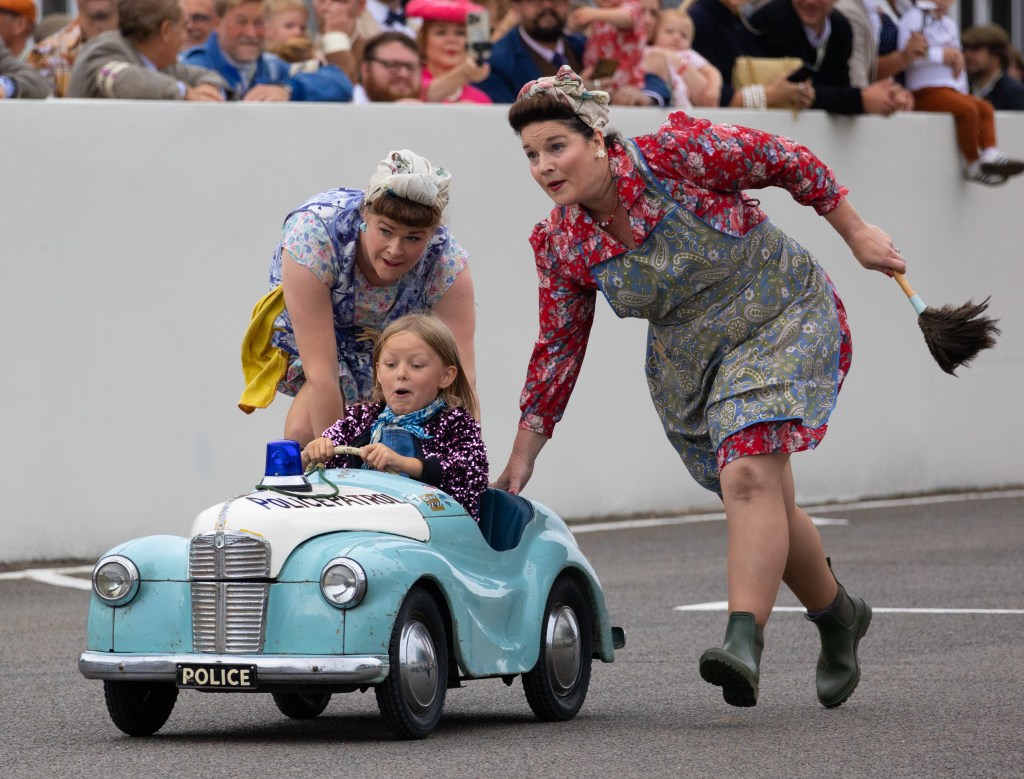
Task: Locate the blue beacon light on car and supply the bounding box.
[259,439,311,491]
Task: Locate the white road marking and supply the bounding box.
[571,488,1024,535]
[675,601,1024,615]
[4,489,1023,591]
[0,565,93,591]
[573,513,846,534]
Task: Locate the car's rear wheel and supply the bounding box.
[271,691,332,719]
[522,576,593,722]
[103,680,178,736]
[375,588,448,739]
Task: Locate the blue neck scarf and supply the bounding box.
[369,397,446,446]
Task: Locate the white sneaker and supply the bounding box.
[966,159,1009,185]
[979,149,1024,178]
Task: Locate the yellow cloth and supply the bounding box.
[238,286,288,413]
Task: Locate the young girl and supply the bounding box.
[571,0,648,95]
[899,0,1024,184]
[302,314,489,520]
[644,6,722,108]
[265,0,310,51]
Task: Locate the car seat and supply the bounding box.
[476,488,535,552]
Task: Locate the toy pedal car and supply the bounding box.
[79,441,624,739]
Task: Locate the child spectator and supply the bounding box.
[571,0,647,95]
[899,0,1024,184]
[644,5,722,108]
[302,314,489,521]
[265,0,308,51]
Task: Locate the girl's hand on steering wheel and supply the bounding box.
[302,437,337,469]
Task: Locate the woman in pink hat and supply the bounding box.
[406,0,492,103]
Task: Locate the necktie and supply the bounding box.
[551,51,567,68]
[385,8,406,26]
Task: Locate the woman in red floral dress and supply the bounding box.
[493,67,905,710]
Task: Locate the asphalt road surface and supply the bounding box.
[2,491,1021,778]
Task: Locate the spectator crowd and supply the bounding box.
[3,0,1024,176]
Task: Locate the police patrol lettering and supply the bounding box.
[245,492,402,510]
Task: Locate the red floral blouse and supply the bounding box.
[519,112,850,437]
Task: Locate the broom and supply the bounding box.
[893,272,1001,375]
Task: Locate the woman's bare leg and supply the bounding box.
[719,452,791,626]
[780,460,839,611]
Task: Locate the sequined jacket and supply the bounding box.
[320,403,489,521]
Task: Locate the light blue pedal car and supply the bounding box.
[79,441,624,739]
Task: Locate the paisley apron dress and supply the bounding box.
[592,141,843,494]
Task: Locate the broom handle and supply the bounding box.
[893,272,927,315]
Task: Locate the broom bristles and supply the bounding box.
[918,297,1001,375]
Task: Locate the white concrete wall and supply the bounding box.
[1,100,1021,563]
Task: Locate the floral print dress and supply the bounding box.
[519,113,853,494]
[268,188,468,402]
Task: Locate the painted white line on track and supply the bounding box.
[573,513,846,534]
[571,488,1024,535]
[675,601,1024,615]
[4,490,1021,590]
[0,566,93,590]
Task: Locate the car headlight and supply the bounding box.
[92,555,140,606]
[320,558,366,609]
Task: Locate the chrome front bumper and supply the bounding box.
[79,651,388,685]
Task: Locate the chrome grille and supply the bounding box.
[189,532,271,579]
[189,532,271,654]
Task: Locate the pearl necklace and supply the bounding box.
[595,189,620,229]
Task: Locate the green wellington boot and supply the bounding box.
[699,611,764,707]
[805,581,872,708]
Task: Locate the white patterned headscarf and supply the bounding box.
[516,65,610,130]
[365,149,452,216]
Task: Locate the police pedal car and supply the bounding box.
[79,441,624,739]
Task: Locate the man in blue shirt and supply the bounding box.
[183,0,352,101]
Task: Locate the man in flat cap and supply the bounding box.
[962,24,1024,111]
[0,0,49,96]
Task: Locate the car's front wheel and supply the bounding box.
[522,575,593,721]
[103,680,178,736]
[375,588,448,739]
[271,691,332,719]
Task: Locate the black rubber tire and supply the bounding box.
[103,680,178,737]
[375,588,448,739]
[522,576,593,722]
[271,691,332,719]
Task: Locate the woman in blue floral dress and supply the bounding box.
[243,149,476,446]
[493,67,907,710]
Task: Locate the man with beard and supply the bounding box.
[477,0,585,103]
[353,30,421,102]
[961,24,1024,111]
[26,0,119,96]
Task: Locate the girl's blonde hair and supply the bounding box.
[371,314,478,419]
[265,0,306,17]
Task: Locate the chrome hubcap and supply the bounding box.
[398,619,438,714]
[545,604,581,695]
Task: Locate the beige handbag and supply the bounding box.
[731,56,804,107]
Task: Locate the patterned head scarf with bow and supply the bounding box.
[516,65,611,131]
[366,149,452,217]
